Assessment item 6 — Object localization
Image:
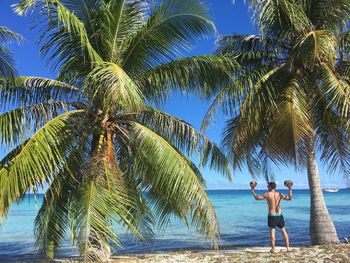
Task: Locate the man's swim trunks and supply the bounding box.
[268,214,285,228]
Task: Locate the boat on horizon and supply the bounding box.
[323,187,340,193]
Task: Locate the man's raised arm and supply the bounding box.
[250,181,266,200]
[281,185,293,201]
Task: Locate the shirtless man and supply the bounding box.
[250,181,292,253]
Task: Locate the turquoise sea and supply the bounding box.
[0,189,349,260]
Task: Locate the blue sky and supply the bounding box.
[1,0,349,189]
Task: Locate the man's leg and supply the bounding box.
[269,227,276,253]
[280,227,291,252]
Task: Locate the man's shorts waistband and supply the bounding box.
[269,214,282,217]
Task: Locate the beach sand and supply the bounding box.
[4,244,349,263]
[111,244,350,263]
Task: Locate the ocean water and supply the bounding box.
[0,189,349,260]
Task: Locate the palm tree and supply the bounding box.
[0,0,237,261]
[0,26,21,78]
[203,0,350,245]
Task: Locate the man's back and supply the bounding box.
[264,190,282,215]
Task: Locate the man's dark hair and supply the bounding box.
[268,182,276,189]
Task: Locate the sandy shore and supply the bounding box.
[111,244,350,263]
[3,244,349,263]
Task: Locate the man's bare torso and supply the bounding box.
[264,190,282,215]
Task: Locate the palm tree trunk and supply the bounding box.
[305,134,339,245]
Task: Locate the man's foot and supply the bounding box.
[269,249,276,253]
[286,248,292,252]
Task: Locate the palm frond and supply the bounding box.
[314,87,350,176]
[0,77,82,108]
[0,110,86,218]
[319,62,350,118]
[201,64,274,131]
[249,0,312,38]
[84,63,144,112]
[215,33,285,57]
[12,0,40,14]
[0,139,29,169]
[48,0,102,61]
[97,0,149,63]
[258,148,277,182]
[121,0,216,73]
[15,0,102,69]
[35,134,86,259]
[119,172,155,240]
[239,64,286,121]
[114,134,156,239]
[138,55,238,102]
[34,172,76,259]
[0,26,21,78]
[338,30,350,60]
[0,26,22,43]
[291,30,336,69]
[0,47,17,78]
[222,113,261,172]
[129,122,220,246]
[306,0,350,31]
[58,0,102,24]
[24,77,80,93]
[133,108,232,179]
[266,76,311,167]
[201,87,229,132]
[71,156,142,262]
[0,101,76,147]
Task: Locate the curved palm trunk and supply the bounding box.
[305,135,339,245]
